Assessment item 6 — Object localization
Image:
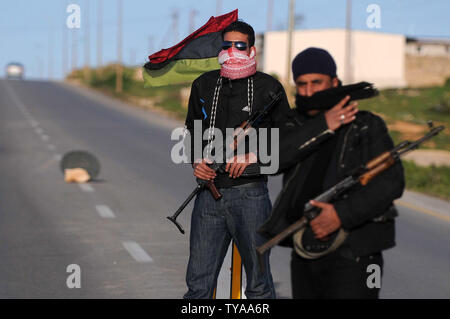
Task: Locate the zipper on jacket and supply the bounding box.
[338,123,354,171]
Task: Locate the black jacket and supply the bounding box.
[259,109,405,257]
[184,70,291,188]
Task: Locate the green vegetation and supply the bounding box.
[358,80,450,151]
[402,160,450,200]
[360,83,450,124]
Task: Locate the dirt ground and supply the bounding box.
[403,149,450,167]
[387,120,449,151]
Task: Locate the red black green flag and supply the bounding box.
[143,9,238,87]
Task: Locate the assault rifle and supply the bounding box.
[167,91,283,234]
[257,121,444,266]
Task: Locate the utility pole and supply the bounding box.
[286,0,295,86]
[37,56,44,79]
[69,1,79,75]
[189,9,198,34]
[171,9,179,45]
[48,31,54,80]
[71,26,78,73]
[130,48,136,66]
[148,35,154,55]
[84,0,91,82]
[116,0,123,94]
[216,0,222,16]
[344,0,353,84]
[48,9,54,81]
[97,0,103,78]
[62,0,68,79]
[267,0,273,32]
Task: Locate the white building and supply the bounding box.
[262,29,407,88]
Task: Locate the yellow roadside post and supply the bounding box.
[212,241,243,299]
[230,241,243,299]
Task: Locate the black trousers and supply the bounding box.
[290,248,383,299]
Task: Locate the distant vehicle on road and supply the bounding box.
[6,62,24,79]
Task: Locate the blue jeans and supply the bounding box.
[184,182,276,299]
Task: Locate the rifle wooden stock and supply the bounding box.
[365,151,391,170]
[359,156,395,186]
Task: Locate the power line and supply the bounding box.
[0,14,168,32]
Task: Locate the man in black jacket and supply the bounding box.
[183,20,291,299]
[259,47,405,299]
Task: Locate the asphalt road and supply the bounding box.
[0,79,448,299]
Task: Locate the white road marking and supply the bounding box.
[41,134,49,141]
[35,127,43,135]
[78,183,95,193]
[54,154,63,161]
[3,79,28,111]
[95,205,116,219]
[122,241,153,263]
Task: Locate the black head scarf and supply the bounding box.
[295,81,379,115]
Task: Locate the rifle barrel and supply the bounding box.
[396,126,444,157]
[257,217,309,256]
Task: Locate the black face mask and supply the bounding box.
[295,81,379,115]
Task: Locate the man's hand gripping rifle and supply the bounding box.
[167,91,283,234]
[256,121,444,268]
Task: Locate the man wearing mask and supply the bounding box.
[259,47,405,299]
[183,20,291,299]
